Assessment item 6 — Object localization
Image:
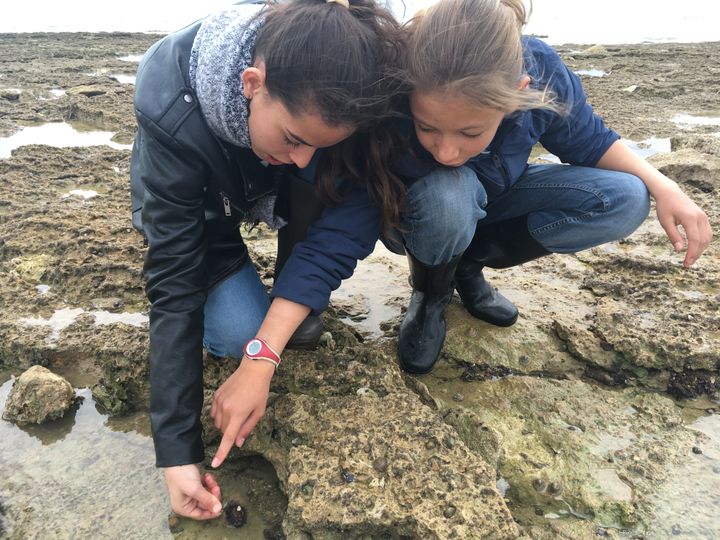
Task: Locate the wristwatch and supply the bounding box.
[243,338,281,369]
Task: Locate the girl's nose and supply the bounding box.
[434,138,460,166]
[289,146,316,169]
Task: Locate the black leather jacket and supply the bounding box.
[131,21,381,467]
[131,22,284,467]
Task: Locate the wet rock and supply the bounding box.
[262,392,518,539]
[580,44,609,56]
[442,407,503,468]
[667,370,719,400]
[166,514,182,533]
[0,89,21,101]
[340,469,355,483]
[426,376,698,530]
[459,361,512,382]
[66,85,107,97]
[649,147,720,187]
[263,528,286,540]
[90,297,124,311]
[531,478,547,493]
[443,505,456,519]
[331,294,369,322]
[2,365,76,425]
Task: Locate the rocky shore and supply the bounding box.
[0,33,718,539]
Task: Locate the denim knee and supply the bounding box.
[401,166,487,264]
[530,169,651,253]
[605,171,651,239]
[203,261,270,358]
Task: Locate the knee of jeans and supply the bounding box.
[204,328,254,358]
[203,307,263,358]
[608,172,651,235]
[407,166,486,237]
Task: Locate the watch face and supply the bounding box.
[246,339,262,356]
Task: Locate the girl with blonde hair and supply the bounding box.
[388,0,712,374]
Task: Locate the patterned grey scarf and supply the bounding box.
[188,3,265,148]
[189,4,286,230]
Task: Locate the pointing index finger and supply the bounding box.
[212,425,239,468]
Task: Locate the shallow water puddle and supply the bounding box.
[333,241,409,338]
[61,189,98,199]
[118,54,144,62]
[672,113,720,128]
[530,136,670,166]
[0,122,132,159]
[0,372,286,539]
[21,307,148,344]
[109,73,136,85]
[38,88,66,100]
[419,362,720,537]
[624,136,671,159]
[575,69,607,77]
[638,414,720,538]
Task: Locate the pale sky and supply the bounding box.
[2,0,718,43]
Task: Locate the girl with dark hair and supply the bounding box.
[387,0,712,374]
[130,0,403,520]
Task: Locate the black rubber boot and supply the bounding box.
[455,260,519,327]
[456,215,550,326]
[398,252,462,375]
[274,172,325,350]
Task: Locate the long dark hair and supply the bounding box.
[255,0,409,232]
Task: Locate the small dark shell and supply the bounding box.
[225,501,247,528]
[531,478,547,493]
[340,469,355,482]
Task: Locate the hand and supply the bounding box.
[210,358,275,468]
[654,182,712,267]
[164,464,222,520]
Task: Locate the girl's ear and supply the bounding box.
[241,63,266,99]
[518,75,531,90]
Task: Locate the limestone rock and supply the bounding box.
[66,85,107,97]
[579,44,609,56]
[649,147,720,192]
[275,392,518,539]
[2,365,76,424]
[208,347,519,539]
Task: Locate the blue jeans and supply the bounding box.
[383,164,651,265]
[203,259,270,357]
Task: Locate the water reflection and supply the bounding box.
[575,69,607,77]
[672,113,720,128]
[109,73,136,85]
[624,136,671,159]
[11,387,83,445]
[118,54,144,63]
[0,122,133,159]
[0,372,287,538]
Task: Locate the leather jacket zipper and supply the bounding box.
[221,192,232,217]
